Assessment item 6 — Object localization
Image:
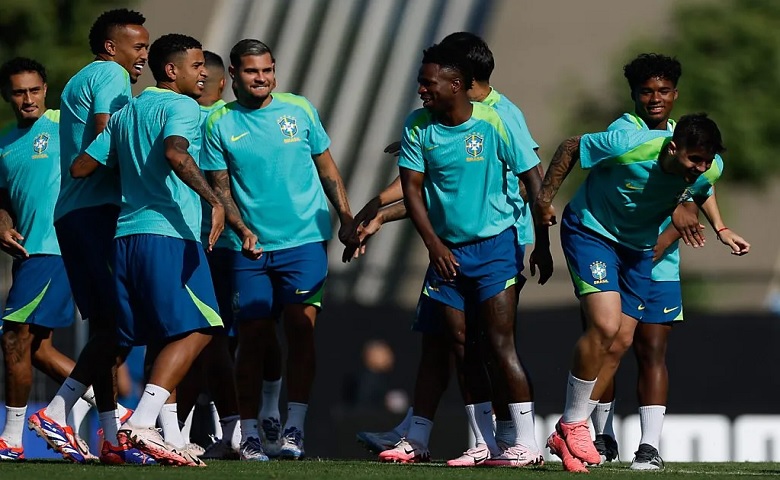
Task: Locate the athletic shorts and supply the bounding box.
[54,204,119,321]
[2,255,75,330]
[206,246,236,336]
[560,206,653,321]
[232,241,327,321]
[642,280,683,324]
[113,234,223,347]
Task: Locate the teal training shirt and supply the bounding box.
[608,112,681,281]
[0,110,62,254]
[201,93,332,252]
[397,102,539,244]
[569,128,722,251]
[85,87,203,241]
[483,88,539,246]
[56,61,131,220]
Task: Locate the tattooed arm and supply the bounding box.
[534,135,582,226]
[313,149,357,248]
[70,152,102,178]
[0,189,27,258]
[519,165,553,284]
[206,169,262,260]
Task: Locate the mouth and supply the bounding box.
[21,106,37,114]
[132,62,145,75]
[250,84,269,94]
[196,80,205,89]
[420,96,432,106]
[647,105,665,115]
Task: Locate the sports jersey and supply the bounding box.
[55,61,131,220]
[608,112,681,281]
[201,93,332,252]
[0,110,62,254]
[398,102,539,244]
[569,129,722,251]
[85,87,202,241]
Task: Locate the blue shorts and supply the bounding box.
[3,255,75,330]
[560,206,653,320]
[206,247,236,336]
[55,204,119,321]
[421,228,522,313]
[642,280,683,324]
[113,235,223,347]
[233,241,327,321]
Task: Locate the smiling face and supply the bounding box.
[6,71,46,127]
[231,53,276,108]
[108,24,150,83]
[632,77,677,129]
[417,62,458,114]
[171,48,207,99]
[666,142,715,184]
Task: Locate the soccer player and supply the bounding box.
[70,33,225,467]
[29,8,152,465]
[589,53,750,470]
[0,57,83,462]
[536,113,743,473]
[201,39,356,461]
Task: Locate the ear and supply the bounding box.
[451,76,462,94]
[228,65,236,79]
[219,77,226,91]
[104,39,117,57]
[667,140,677,157]
[672,89,679,101]
[165,62,177,81]
[42,83,48,97]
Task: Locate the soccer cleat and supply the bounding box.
[240,437,269,461]
[185,442,206,457]
[261,417,282,457]
[0,438,24,461]
[279,427,305,460]
[178,445,207,467]
[547,431,589,473]
[446,444,491,467]
[378,438,430,464]
[594,434,619,464]
[484,441,544,467]
[556,419,601,465]
[117,423,190,466]
[74,433,99,462]
[99,440,157,465]
[630,443,665,471]
[356,430,403,454]
[201,436,240,460]
[27,409,85,463]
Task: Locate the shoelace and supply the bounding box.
[569,424,595,450]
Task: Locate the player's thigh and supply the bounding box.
[273,241,328,310]
[2,255,74,330]
[207,247,237,335]
[232,250,278,322]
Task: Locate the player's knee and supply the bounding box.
[1,328,33,363]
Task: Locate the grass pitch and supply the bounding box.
[0,460,778,480]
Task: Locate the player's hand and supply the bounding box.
[672,204,705,248]
[383,141,401,157]
[0,228,28,258]
[338,214,362,260]
[428,238,459,281]
[207,204,225,252]
[529,246,553,285]
[341,212,384,262]
[533,202,557,227]
[717,228,750,256]
[652,238,673,262]
[240,229,263,260]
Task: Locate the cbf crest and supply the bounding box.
[465,133,484,161]
[278,116,300,144]
[590,261,608,284]
[32,133,50,158]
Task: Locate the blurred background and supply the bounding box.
[1,0,779,461]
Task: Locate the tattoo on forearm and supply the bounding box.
[208,170,248,233]
[320,174,351,216]
[166,136,221,207]
[538,136,581,204]
[381,201,408,223]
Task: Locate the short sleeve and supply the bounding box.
[85,117,116,167]
[200,114,227,171]
[495,113,539,175]
[93,64,131,114]
[163,97,200,141]
[397,113,425,173]
[306,100,331,155]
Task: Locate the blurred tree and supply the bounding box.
[559,0,780,184]
[0,0,133,127]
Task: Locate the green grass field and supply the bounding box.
[0,460,778,480]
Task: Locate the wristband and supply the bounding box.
[717,227,729,234]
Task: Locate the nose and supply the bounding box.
[418,84,426,95]
[23,91,33,104]
[695,162,707,173]
[139,47,149,60]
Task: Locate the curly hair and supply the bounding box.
[89,9,146,55]
[0,57,47,100]
[623,53,682,91]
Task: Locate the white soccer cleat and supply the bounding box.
[240,437,269,461]
[356,430,403,453]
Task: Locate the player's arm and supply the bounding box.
[534,135,582,226]
[164,135,225,249]
[312,148,358,250]
[94,114,110,137]
[0,188,27,258]
[72,117,117,178]
[342,176,405,262]
[519,165,553,284]
[697,192,750,255]
[70,152,102,177]
[205,169,262,260]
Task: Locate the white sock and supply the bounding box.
[127,384,170,428]
[99,410,120,447]
[405,415,433,449]
[45,378,88,425]
[117,403,129,421]
[638,405,666,449]
[241,418,259,443]
[209,401,223,438]
[494,420,514,446]
[562,372,597,423]
[592,401,615,438]
[2,406,27,447]
[67,398,93,434]
[465,402,497,452]
[284,402,307,436]
[508,402,539,449]
[221,415,240,449]
[259,379,282,421]
[158,403,185,448]
[393,407,413,437]
[180,406,195,444]
[81,387,97,407]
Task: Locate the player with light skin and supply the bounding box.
[536,113,747,473]
[28,8,152,465]
[201,39,357,461]
[588,53,750,470]
[71,33,225,467]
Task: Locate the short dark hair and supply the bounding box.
[204,51,225,71]
[0,57,47,100]
[230,39,274,67]
[624,53,682,92]
[673,113,725,155]
[421,42,474,90]
[440,32,494,82]
[89,8,146,55]
[148,34,202,82]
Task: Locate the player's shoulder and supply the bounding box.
[702,153,725,184]
[272,92,318,120]
[205,100,240,135]
[41,109,61,125]
[582,128,671,164]
[403,108,432,129]
[607,113,645,132]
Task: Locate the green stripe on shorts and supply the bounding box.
[3,280,50,323]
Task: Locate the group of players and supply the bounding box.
[0,6,750,473]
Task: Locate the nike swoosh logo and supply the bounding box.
[65,384,75,391]
[1,151,10,158]
[145,390,156,396]
[474,454,488,463]
[625,182,643,191]
[295,289,310,295]
[519,410,532,415]
[14,413,23,417]
[425,145,439,151]
[663,306,680,314]
[482,410,492,415]
[414,421,426,425]
[404,447,416,455]
[231,132,249,142]
[638,305,645,310]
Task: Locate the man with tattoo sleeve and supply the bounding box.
[200,39,356,461]
[70,33,225,467]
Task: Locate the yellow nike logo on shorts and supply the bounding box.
[295,289,310,295]
[663,306,680,314]
[638,305,645,310]
[231,132,249,142]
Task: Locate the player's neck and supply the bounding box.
[636,111,670,131]
[94,54,113,62]
[238,94,272,110]
[435,100,473,127]
[16,109,44,129]
[468,82,491,103]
